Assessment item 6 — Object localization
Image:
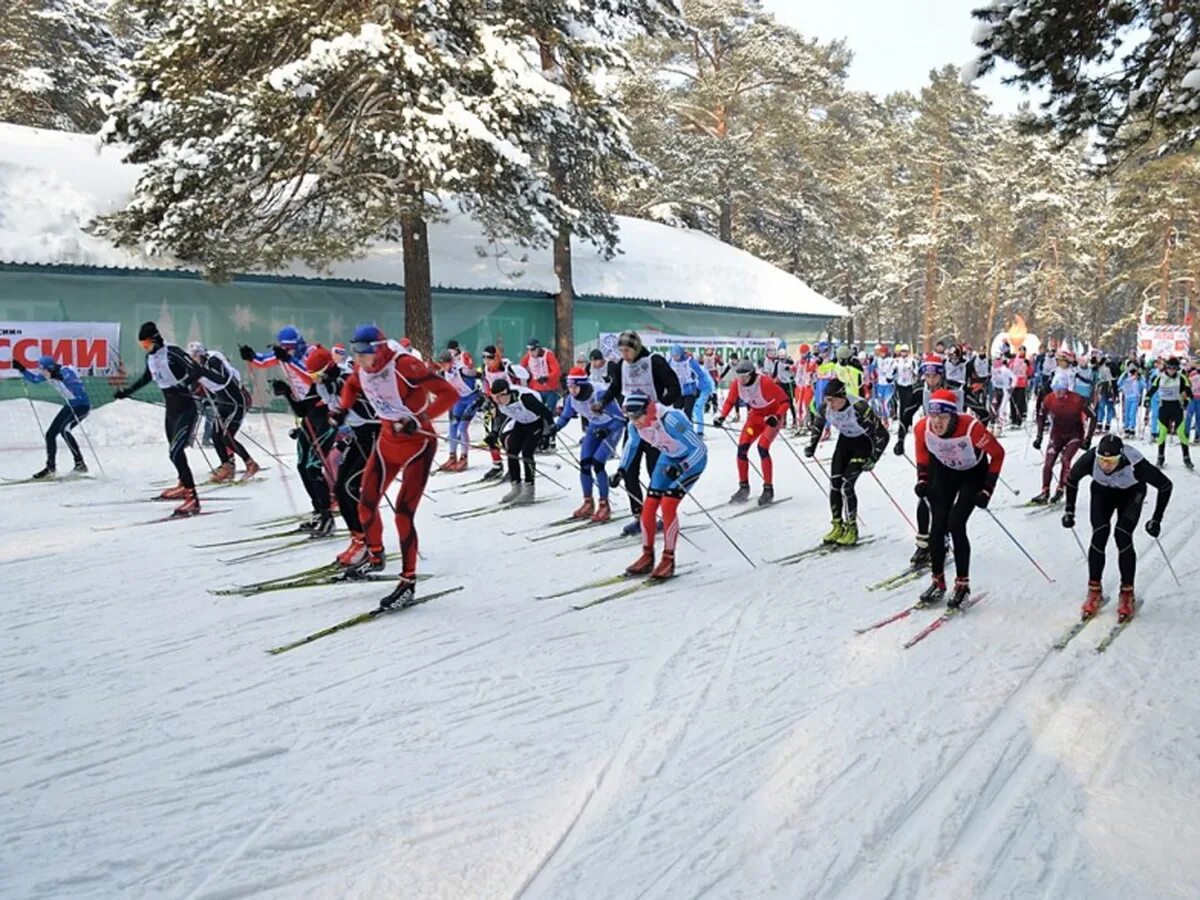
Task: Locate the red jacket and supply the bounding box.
[521,349,561,392]
[720,373,789,419]
[340,344,457,427]
[914,414,1005,479]
[1037,390,1096,444]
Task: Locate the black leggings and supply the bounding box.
[829,434,871,521]
[623,440,661,516]
[1088,483,1144,584]
[504,420,543,483]
[211,400,251,464]
[337,424,378,533]
[164,393,198,490]
[928,465,986,579]
[297,408,336,513]
[46,405,88,467]
[682,393,698,423]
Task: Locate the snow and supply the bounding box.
[0,123,848,320]
[1181,68,1200,92]
[3,397,1199,898]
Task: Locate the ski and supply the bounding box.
[446,497,553,520]
[1052,596,1111,650]
[504,512,591,535]
[902,592,988,649]
[193,528,307,549]
[867,556,953,592]
[571,564,705,610]
[267,586,464,655]
[537,570,641,600]
[215,561,342,593]
[213,572,431,597]
[854,600,936,634]
[0,474,93,486]
[723,496,792,520]
[771,535,880,566]
[220,533,338,565]
[560,524,712,556]
[92,509,231,530]
[1095,599,1144,652]
[65,495,250,508]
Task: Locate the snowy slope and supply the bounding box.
[2,399,1198,899]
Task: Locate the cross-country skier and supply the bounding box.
[13,355,90,479]
[435,348,481,471]
[913,388,1006,608]
[1144,356,1194,469]
[587,348,616,394]
[479,346,511,480]
[612,391,707,580]
[714,358,788,506]
[113,322,205,516]
[187,342,259,482]
[240,326,336,533]
[1063,433,1173,622]
[1031,371,1096,503]
[551,367,625,522]
[669,344,716,436]
[804,377,889,546]
[598,330,682,535]
[336,325,457,607]
[1116,361,1145,438]
[765,341,799,428]
[522,338,561,450]
[489,377,556,504]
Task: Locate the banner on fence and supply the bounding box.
[0,321,123,378]
[596,332,783,361]
[1136,323,1190,360]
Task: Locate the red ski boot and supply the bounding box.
[1081,580,1103,619]
[650,550,675,580]
[591,499,612,523]
[210,461,235,483]
[172,488,200,517]
[242,459,262,480]
[159,482,188,500]
[336,533,367,568]
[437,453,458,472]
[625,546,655,576]
[1117,584,1136,622]
[572,497,595,519]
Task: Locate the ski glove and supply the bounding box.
[765,415,779,428]
[593,427,609,441]
[913,480,929,499]
[852,456,874,472]
[1061,511,1075,529]
[803,444,816,459]
[1145,519,1162,538]
[893,438,906,456]
[974,489,992,510]
[113,388,129,400]
[1032,437,1042,450]
[272,345,291,362]
[12,359,25,372]
[394,419,419,435]
[238,345,256,361]
[664,463,683,480]
[610,468,625,489]
[270,379,291,397]
[712,416,725,428]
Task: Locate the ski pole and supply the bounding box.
[19,380,47,442]
[810,454,867,528]
[716,422,764,480]
[1069,525,1088,563]
[1154,536,1182,588]
[67,404,106,477]
[683,489,756,569]
[868,469,916,532]
[984,508,1055,583]
[774,430,829,500]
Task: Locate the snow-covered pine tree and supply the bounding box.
[0,0,125,132]
[97,0,575,356]
[967,0,1200,165]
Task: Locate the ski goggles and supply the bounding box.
[350,341,378,354]
[1096,453,1122,467]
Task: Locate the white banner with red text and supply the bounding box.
[0,321,122,377]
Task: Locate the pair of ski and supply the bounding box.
[866,556,951,593]
[91,509,231,530]
[215,566,430,597]
[537,564,705,610]
[219,531,339,565]
[1051,596,1144,653]
[854,592,989,648]
[722,496,792,521]
[441,496,553,521]
[0,474,93,487]
[769,535,880,567]
[268,585,464,654]
[558,524,713,557]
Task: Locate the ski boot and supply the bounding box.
[500,481,523,504]
[591,499,612,523]
[437,453,458,472]
[650,550,676,580]
[910,537,931,569]
[336,533,367,568]
[625,546,655,576]
[241,459,262,480]
[1184,449,1195,471]
[834,520,859,547]
[572,497,595,519]
[1081,580,1103,619]
[1157,448,1166,468]
[513,482,537,505]
[379,577,416,610]
[482,464,504,481]
[32,466,55,480]
[159,482,188,500]
[297,510,322,531]
[309,511,335,538]
[919,575,946,606]
[72,459,88,475]
[822,518,845,545]
[729,482,751,504]
[621,519,642,537]
[948,577,971,610]
[1051,489,1064,504]
[1029,489,1050,505]
[1117,584,1136,622]
[210,461,235,483]
[172,488,200,517]
[451,455,469,472]
[345,546,386,579]
[757,484,775,507]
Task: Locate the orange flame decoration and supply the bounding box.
[1006,314,1029,348]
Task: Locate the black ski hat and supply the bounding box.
[490,378,511,395]
[1097,434,1124,457]
[589,348,604,361]
[138,321,161,342]
[825,377,847,399]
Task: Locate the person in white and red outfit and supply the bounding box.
[521,337,562,450]
[713,359,789,506]
[1009,348,1031,426]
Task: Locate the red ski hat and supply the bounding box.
[928,389,959,415]
[566,366,588,385]
[305,345,334,375]
[920,354,945,375]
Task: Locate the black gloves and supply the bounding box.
[712,416,724,428]
[270,379,290,397]
[610,468,625,489]
[974,489,992,510]
[1032,437,1042,450]
[396,419,418,435]
[288,428,300,439]
[272,345,290,361]
[113,387,129,400]
[593,428,608,441]
[329,408,348,427]
[238,344,256,361]
[1061,511,1075,528]
[1146,519,1162,538]
[48,367,62,380]
[12,359,26,373]
[664,463,682,480]
[765,415,779,428]
[914,480,929,499]
[803,444,815,459]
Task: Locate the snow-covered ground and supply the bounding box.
[2,398,1198,899]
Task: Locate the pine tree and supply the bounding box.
[0,0,125,132]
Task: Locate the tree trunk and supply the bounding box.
[718,194,733,244]
[1159,219,1173,321]
[401,213,433,359]
[541,39,575,371]
[984,259,1001,348]
[921,162,943,352]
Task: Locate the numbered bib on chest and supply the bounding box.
[147,347,181,389]
[670,358,696,388]
[1093,447,1142,489]
[826,401,867,438]
[637,418,684,456]
[1157,378,1182,403]
[528,354,549,380]
[361,359,416,421]
[740,377,769,408]
[500,388,541,425]
[622,357,656,396]
[444,367,475,397]
[924,430,980,471]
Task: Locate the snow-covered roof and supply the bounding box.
[0,122,847,319]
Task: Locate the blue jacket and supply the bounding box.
[23,364,90,408]
[620,408,707,473]
[555,394,624,433]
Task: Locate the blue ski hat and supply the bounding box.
[670,343,685,360]
[38,354,57,369]
[277,325,301,345]
[527,337,541,350]
[623,390,652,417]
[777,339,787,351]
[351,324,385,353]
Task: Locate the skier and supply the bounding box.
[435,348,481,471]
[13,355,91,479]
[1032,372,1096,503]
[713,358,788,506]
[1187,361,1200,442]
[964,349,992,424]
[804,377,889,546]
[872,344,896,426]
[587,348,616,394]
[1009,349,1031,425]
[112,322,205,516]
[240,326,336,533]
[488,377,557,503]
[944,345,968,391]
[1144,357,1194,469]
[1116,361,1145,438]
[521,338,561,450]
[612,391,707,580]
[895,355,958,456]
[988,357,1014,430]
[893,344,918,426]
[479,346,510,479]
[336,325,458,608]
[551,367,625,522]
[669,344,715,436]
[1062,433,1173,622]
[597,330,682,536]
[187,341,259,482]
[765,341,799,428]
[913,389,1006,608]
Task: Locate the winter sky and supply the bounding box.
[766,1,1036,115]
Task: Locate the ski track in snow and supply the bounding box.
[2,398,1199,899]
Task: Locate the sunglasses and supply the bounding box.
[1097,454,1121,465]
[351,342,376,354]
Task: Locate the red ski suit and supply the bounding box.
[720,373,789,484]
